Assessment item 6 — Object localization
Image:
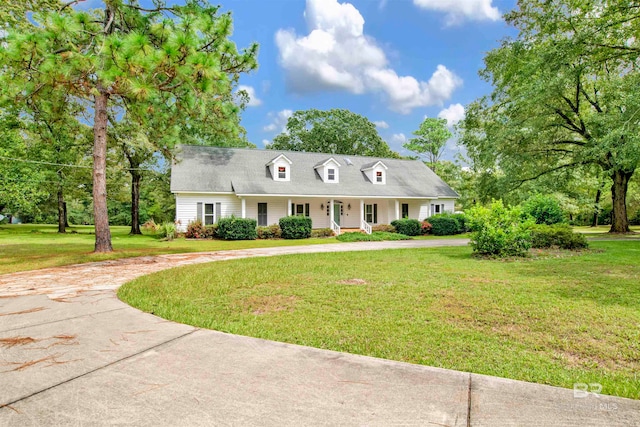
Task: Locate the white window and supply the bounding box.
[258,203,268,226]
[200,202,221,225]
[328,168,335,181]
[376,171,383,183]
[204,203,214,225]
[278,166,287,179]
[431,203,444,215]
[292,203,310,217]
[365,204,378,224]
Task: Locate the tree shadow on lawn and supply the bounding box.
[511,260,640,308]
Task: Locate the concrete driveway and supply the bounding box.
[1,239,638,426]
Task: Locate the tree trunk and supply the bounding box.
[64,202,69,227]
[609,169,633,233]
[130,170,142,235]
[57,189,66,233]
[591,188,602,227]
[92,90,113,252]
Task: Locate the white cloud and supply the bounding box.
[413,0,501,25]
[391,133,407,144]
[275,0,462,113]
[263,109,293,133]
[373,120,389,129]
[237,85,262,107]
[437,103,465,127]
[261,139,270,147]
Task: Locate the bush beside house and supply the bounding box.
[279,216,312,239]
[217,217,257,240]
[390,219,422,236]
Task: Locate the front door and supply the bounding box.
[333,203,341,226]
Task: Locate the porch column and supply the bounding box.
[395,199,400,220]
[330,199,334,224]
[360,199,364,223]
[288,198,292,216]
[241,198,246,219]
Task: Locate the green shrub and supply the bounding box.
[310,228,334,238]
[185,220,205,239]
[390,218,422,236]
[629,210,640,226]
[279,216,312,239]
[336,231,411,242]
[521,194,566,225]
[157,222,176,241]
[426,213,462,235]
[257,224,282,239]
[467,201,534,257]
[203,224,218,239]
[450,213,469,232]
[217,216,257,240]
[372,224,396,233]
[530,224,588,250]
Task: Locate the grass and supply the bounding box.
[574,225,640,238]
[0,224,339,275]
[119,241,640,400]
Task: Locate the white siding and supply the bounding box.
[175,193,241,232]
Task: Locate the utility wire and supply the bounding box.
[0,155,156,171]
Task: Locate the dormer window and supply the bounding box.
[361,160,388,185]
[267,154,292,182]
[314,157,340,183]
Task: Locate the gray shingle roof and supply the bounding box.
[170,145,459,198]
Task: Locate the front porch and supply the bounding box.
[239,196,443,235]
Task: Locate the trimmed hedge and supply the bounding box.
[427,213,464,236]
[530,224,588,250]
[279,216,312,239]
[185,220,217,239]
[336,231,411,242]
[311,228,334,238]
[390,218,422,236]
[217,217,257,240]
[257,224,282,239]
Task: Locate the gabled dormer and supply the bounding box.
[266,154,292,182]
[314,157,341,183]
[361,160,388,185]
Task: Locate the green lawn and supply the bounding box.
[119,241,640,400]
[0,224,339,275]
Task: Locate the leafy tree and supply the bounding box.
[521,194,566,225]
[459,0,640,233]
[403,118,451,173]
[268,109,398,157]
[0,111,48,220]
[0,1,258,251]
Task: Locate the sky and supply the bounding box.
[82,0,520,160]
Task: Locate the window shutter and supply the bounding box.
[373,204,378,224]
[441,204,445,213]
[291,203,295,216]
[196,202,203,222]
[305,203,310,217]
[215,202,221,222]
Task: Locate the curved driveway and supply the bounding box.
[1,239,638,426]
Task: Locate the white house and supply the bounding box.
[170,146,459,234]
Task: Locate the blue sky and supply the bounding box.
[82,0,519,159]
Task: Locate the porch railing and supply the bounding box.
[331,220,341,236]
[361,220,372,235]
